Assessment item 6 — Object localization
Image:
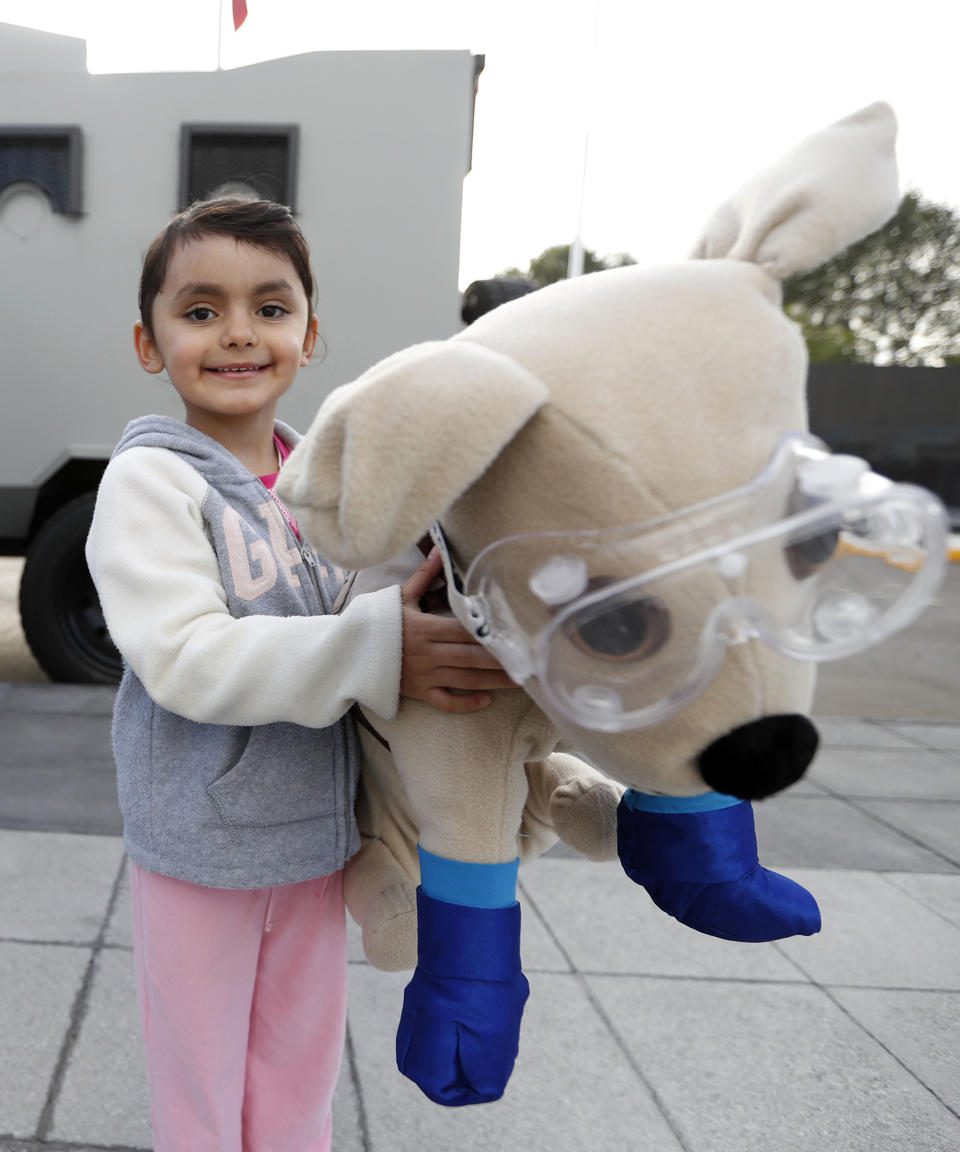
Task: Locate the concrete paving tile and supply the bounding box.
[346,908,367,965]
[332,1042,365,1152]
[859,799,960,867]
[0,830,124,943]
[775,870,960,990]
[808,746,960,799]
[347,965,683,1152]
[0,941,89,1139]
[883,872,960,929]
[51,948,152,1149]
[831,987,960,1114]
[0,710,113,763]
[0,757,122,835]
[0,682,116,715]
[588,975,960,1152]
[813,716,920,749]
[518,877,575,971]
[754,795,957,872]
[520,856,805,982]
[886,721,960,753]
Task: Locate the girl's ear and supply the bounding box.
[134,322,165,374]
[301,314,320,365]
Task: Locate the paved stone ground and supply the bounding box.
[0,684,958,1151]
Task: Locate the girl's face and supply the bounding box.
[134,234,318,434]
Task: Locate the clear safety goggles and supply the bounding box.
[432,433,948,733]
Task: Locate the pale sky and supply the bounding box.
[2,0,958,288]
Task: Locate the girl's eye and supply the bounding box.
[259,303,289,319]
[185,306,215,322]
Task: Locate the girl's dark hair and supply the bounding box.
[138,197,317,333]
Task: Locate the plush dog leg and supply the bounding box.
[617,790,821,941]
[396,848,529,1106]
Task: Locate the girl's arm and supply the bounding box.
[87,446,403,728]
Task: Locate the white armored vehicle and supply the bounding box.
[0,22,481,681]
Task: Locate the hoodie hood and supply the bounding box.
[113,415,301,483]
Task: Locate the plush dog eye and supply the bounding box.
[565,579,671,661]
[785,529,839,580]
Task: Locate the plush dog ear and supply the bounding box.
[691,101,900,280]
[277,338,549,568]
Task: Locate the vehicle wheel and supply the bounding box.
[19,493,122,684]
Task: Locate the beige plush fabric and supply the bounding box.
[277,103,901,969]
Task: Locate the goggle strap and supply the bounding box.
[429,522,489,638]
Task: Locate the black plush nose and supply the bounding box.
[698,714,820,800]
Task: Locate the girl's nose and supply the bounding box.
[222,310,257,346]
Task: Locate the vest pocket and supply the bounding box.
[206,722,337,830]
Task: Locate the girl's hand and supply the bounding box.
[400,549,512,713]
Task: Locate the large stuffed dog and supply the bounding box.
[277,102,947,1105]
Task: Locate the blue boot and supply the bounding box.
[396,852,529,1106]
[617,790,820,942]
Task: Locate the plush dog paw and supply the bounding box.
[396,889,529,1106]
[617,791,821,942]
[550,776,623,862]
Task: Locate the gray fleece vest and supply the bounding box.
[110,416,361,888]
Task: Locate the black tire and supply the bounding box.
[19,492,122,684]
[461,277,539,325]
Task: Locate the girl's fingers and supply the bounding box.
[424,688,494,713]
[401,549,442,605]
[426,667,513,691]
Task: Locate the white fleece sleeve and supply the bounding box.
[86,446,402,727]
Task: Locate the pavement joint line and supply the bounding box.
[874,721,960,752]
[516,877,698,1152]
[819,980,960,1122]
[775,923,960,1123]
[34,852,129,1144]
[839,794,960,870]
[0,936,99,950]
[875,871,960,934]
[765,788,960,870]
[0,1138,147,1151]
[882,871,960,928]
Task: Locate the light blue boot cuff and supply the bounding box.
[417,846,519,909]
[623,789,743,814]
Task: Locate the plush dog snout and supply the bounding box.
[698,714,819,800]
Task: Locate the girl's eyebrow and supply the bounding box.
[171,278,296,301]
[172,281,223,302]
[254,279,296,296]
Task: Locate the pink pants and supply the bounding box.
[129,861,348,1152]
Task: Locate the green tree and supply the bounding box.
[502,244,635,288]
[782,191,960,365]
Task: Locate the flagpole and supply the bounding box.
[567,0,601,279]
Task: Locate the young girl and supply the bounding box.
[86,196,510,1152]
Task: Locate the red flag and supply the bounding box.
[233,0,247,29]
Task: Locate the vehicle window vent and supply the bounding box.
[180,124,299,210]
[0,126,83,214]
